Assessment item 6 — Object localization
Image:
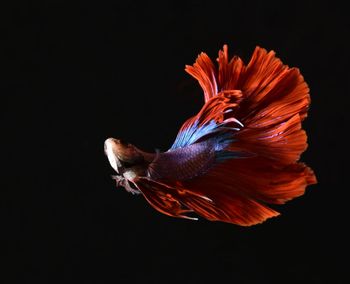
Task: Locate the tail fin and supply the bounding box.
[168,45,317,225]
[184,45,310,165]
[231,47,312,165]
[186,45,312,165]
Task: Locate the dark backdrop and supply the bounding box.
[3,1,348,283]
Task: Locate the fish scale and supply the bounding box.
[149,140,217,181]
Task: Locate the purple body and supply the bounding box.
[148,140,217,181]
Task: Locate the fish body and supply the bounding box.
[104,45,317,226]
[150,139,223,181]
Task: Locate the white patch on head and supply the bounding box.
[123,170,137,181]
[104,139,120,173]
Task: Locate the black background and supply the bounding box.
[2,1,349,283]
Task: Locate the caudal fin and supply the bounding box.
[171,44,317,225]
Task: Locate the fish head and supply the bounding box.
[104,138,144,175]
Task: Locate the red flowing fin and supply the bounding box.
[186,189,280,226]
[192,157,316,205]
[178,156,316,225]
[155,44,316,226]
[228,48,312,165]
[217,44,244,91]
[135,178,232,221]
[134,178,196,220]
[135,156,316,226]
[185,52,218,102]
[135,178,278,226]
[170,91,243,149]
[189,90,242,126]
[185,180,280,226]
[232,114,308,165]
[236,47,310,123]
[185,45,245,102]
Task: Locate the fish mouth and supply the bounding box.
[104,139,122,174]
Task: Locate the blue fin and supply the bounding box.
[171,119,239,150]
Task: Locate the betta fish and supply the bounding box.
[104,45,317,226]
